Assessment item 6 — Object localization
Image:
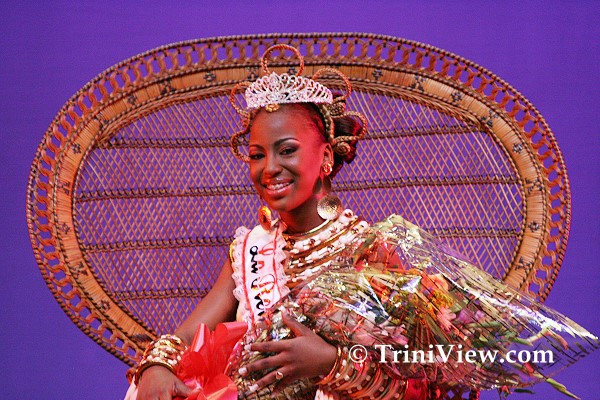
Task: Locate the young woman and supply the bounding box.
[128,42,430,399]
[128,45,597,400]
[134,111,378,399]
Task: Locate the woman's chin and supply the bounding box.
[264,200,300,218]
[265,202,288,215]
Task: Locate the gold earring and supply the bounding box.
[317,174,342,220]
[321,162,333,176]
[258,204,273,231]
[317,194,342,221]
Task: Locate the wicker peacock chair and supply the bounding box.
[27,33,571,399]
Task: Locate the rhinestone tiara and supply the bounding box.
[230,44,368,163]
[244,72,333,109]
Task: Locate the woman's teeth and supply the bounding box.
[266,182,290,190]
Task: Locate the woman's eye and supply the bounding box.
[280,147,297,155]
[248,153,264,160]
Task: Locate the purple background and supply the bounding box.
[1,1,598,399]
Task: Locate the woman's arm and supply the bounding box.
[320,349,429,399]
[241,312,338,393]
[175,257,238,343]
[135,257,238,400]
[240,315,427,399]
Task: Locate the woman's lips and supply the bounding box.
[263,181,292,197]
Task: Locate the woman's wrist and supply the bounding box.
[134,334,187,385]
[318,346,408,400]
[316,345,344,385]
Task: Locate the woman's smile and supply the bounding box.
[262,180,294,198]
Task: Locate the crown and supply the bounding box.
[230,44,368,163]
[244,72,333,109]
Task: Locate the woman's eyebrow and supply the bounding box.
[249,137,300,149]
[273,137,300,146]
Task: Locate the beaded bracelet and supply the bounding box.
[134,334,188,385]
[316,345,345,385]
[323,348,409,400]
[348,362,384,398]
[334,360,369,392]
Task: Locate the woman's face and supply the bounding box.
[248,105,332,220]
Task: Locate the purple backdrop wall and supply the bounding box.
[1,1,598,399]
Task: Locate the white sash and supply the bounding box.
[233,224,289,325]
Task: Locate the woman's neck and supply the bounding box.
[279,197,326,235]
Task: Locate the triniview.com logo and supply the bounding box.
[348,344,555,365]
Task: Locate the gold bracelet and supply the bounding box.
[332,360,368,392]
[348,362,383,398]
[134,334,187,385]
[376,373,407,400]
[316,345,344,386]
[329,347,354,385]
[330,353,408,400]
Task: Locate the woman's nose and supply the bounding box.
[263,154,282,176]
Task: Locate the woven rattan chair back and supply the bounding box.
[27,34,570,397]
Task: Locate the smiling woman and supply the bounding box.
[130,44,433,400]
[120,44,597,400]
[23,30,598,400]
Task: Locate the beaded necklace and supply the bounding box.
[281,209,369,288]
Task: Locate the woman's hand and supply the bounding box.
[135,365,194,400]
[240,312,337,394]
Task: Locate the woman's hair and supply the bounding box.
[330,111,361,178]
[279,103,362,179]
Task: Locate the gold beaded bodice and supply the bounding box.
[282,209,368,289]
[230,209,369,325]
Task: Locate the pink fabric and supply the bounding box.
[177,322,248,400]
